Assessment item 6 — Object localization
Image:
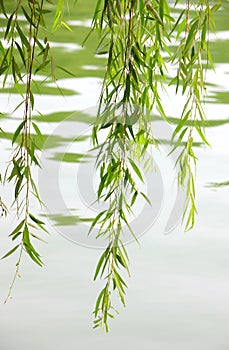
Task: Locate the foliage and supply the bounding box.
[0,0,221,331]
[0,0,53,302]
[89,0,220,331]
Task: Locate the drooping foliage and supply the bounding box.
[0,0,221,331]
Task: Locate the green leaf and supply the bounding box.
[11,232,22,241]
[0,65,8,75]
[14,41,26,67]
[211,3,221,13]
[30,91,34,110]
[146,4,163,26]
[1,245,20,260]
[94,288,106,317]
[4,12,14,40]
[195,124,210,146]
[94,245,110,280]
[14,177,23,199]
[23,224,43,266]
[201,18,207,49]
[184,20,198,54]
[52,0,63,32]
[29,213,45,225]
[16,24,29,47]
[0,0,7,16]
[89,210,106,234]
[169,9,185,36]
[30,233,47,243]
[128,159,144,182]
[60,21,72,31]
[32,122,43,140]
[172,110,191,142]
[130,191,138,206]
[12,121,26,144]
[21,6,34,26]
[56,65,76,77]
[140,192,151,206]
[123,74,130,101]
[9,220,25,237]
[97,173,108,198]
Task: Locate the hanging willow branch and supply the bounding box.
[0,0,53,301]
[89,0,221,331]
[170,0,220,230]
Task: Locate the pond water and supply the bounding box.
[0,1,229,349]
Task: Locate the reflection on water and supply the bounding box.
[0,1,229,349]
